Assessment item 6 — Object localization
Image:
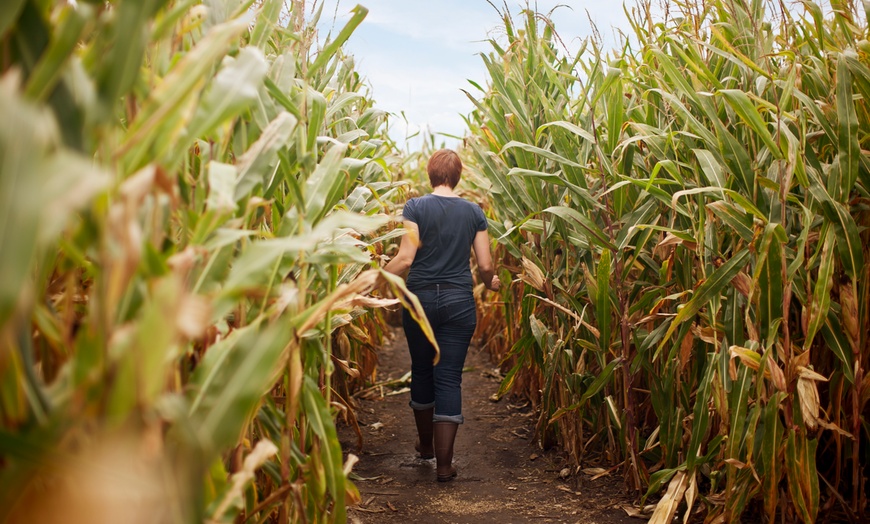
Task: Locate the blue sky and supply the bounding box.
[310,1,824,149]
[312,1,633,147]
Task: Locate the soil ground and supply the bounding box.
[338,327,640,524]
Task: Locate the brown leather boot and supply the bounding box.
[413,407,434,459]
[433,421,459,482]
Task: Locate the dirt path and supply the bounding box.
[339,327,638,524]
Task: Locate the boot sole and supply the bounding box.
[415,442,434,459]
[436,467,458,482]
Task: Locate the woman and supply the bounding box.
[383,149,501,482]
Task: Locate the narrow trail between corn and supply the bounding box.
[339,327,636,524]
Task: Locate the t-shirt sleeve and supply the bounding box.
[401,198,417,223]
[473,204,487,232]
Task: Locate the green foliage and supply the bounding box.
[465,1,870,521]
[0,1,426,522]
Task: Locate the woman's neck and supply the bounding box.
[431,185,458,197]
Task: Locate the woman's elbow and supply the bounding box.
[388,253,413,275]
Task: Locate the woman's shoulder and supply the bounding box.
[459,197,484,212]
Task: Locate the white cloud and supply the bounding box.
[312,0,644,147]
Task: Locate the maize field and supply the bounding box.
[1,0,868,523]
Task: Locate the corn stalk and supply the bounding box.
[0,1,431,522]
[465,1,870,521]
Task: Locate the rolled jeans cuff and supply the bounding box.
[433,413,464,424]
[409,400,436,411]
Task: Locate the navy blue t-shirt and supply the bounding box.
[400,194,488,291]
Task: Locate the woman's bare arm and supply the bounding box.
[472,230,500,291]
[383,221,419,277]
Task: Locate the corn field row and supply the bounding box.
[3,0,870,523]
[0,1,435,522]
[464,1,869,522]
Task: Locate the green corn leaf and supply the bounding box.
[785,430,820,523]
[23,3,90,102]
[605,67,625,153]
[756,224,784,342]
[307,4,368,78]
[806,159,864,277]
[97,0,170,105]
[822,311,855,384]
[185,321,288,455]
[648,88,717,144]
[500,141,583,168]
[657,249,751,357]
[719,89,782,158]
[0,79,57,328]
[707,201,755,242]
[536,120,597,145]
[543,206,616,251]
[301,376,348,522]
[120,14,252,169]
[835,54,860,200]
[304,143,349,223]
[596,249,613,354]
[249,0,282,47]
[761,392,786,521]
[306,87,327,150]
[714,121,755,193]
[692,149,727,188]
[235,111,298,201]
[506,168,602,210]
[548,357,623,423]
[686,356,717,470]
[0,0,26,38]
[803,228,837,351]
[186,46,269,140]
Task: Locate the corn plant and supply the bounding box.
[464,1,869,521]
[0,1,433,522]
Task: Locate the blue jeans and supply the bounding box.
[402,286,477,424]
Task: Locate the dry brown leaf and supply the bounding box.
[120,165,157,203]
[167,246,198,276]
[840,282,860,354]
[521,257,547,292]
[815,420,854,439]
[176,293,211,339]
[351,296,400,308]
[798,365,829,382]
[796,366,828,430]
[767,356,787,392]
[692,324,722,345]
[621,503,655,519]
[729,346,761,371]
[685,472,698,519]
[649,470,689,524]
[333,357,361,379]
[730,272,752,298]
[210,439,278,522]
[343,454,359,476]
[861,372,870,412]
[797,375,821,430]
[556,485,581,496]
[678,329,694,372]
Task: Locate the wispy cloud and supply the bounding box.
[312,0,641,146]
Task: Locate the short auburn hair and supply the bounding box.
[427,149,462,188]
